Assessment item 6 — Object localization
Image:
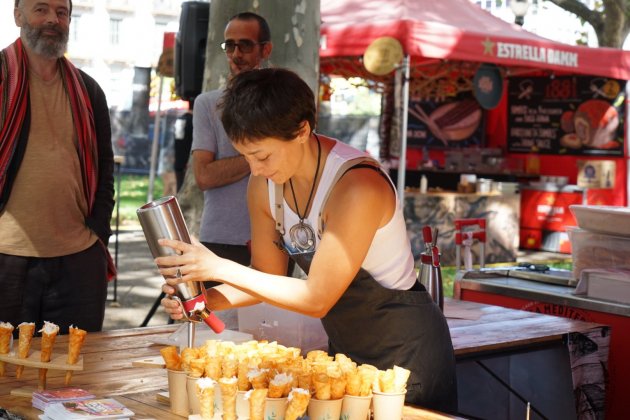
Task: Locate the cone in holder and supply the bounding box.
[0,322,14,377]
[38,321,59,389]
[195,377,216,420]
[15,322,35,378]
[285,388,310,420]
[65,325,87,385]
[219,377,238,420]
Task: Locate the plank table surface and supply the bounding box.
[0,299,603,419]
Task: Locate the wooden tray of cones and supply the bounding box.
[0,351,83,370]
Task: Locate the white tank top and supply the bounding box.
[268,140,416,290]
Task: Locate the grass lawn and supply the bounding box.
[112,174,164,228]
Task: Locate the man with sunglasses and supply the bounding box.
[190,13,272,328]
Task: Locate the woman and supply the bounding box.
[157,68,458,412]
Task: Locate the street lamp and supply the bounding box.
[510,0,530,26]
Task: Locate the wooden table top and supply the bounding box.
[0,299,603,419]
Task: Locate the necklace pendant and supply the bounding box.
[289,221,316,252]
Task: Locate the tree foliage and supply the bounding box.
[546,0,630,48]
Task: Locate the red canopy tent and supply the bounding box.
[319,0,630,207]
[320,0,630,80]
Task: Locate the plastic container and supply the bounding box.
[570,205,630,237]
[568,227,630,280]
[237,303,328,354]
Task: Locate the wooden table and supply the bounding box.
[0,299,604,419]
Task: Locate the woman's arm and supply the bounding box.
[158,168,395,318]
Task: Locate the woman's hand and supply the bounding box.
[154,236,224,284]
[160,283,185,320]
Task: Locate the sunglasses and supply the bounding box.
[220,40,267,54]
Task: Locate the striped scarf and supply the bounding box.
[0,38,98,212]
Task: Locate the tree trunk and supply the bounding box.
[178,0,321,235]
[546,0,630,48]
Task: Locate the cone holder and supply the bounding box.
[0,351,84,393]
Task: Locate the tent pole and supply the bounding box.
[147,74,164,202]
[396,55,411,206]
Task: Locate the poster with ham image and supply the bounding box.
[507,76,626,156]
[406,92,485,149]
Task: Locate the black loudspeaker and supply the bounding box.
[175,1,210,101]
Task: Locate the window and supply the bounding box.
[110,18,122,45]
[70,14,80,42]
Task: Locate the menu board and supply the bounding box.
[507,76,625,156]
[407,92,485,149]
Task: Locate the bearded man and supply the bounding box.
[0,0,115,336]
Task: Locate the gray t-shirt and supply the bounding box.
[192,89,250,245]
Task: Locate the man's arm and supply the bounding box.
[192,150,250,191]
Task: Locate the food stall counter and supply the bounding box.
[0,299,605,419]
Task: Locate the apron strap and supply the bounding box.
[272,156,389,239]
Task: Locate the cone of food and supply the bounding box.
[269,372,293,398]
[393,365,411,393]
[195,377,216,420]
[219,377,238,420]
[0,322,14,377]
[345,369,361,396]
[38,321,60,389]
[65,325,87,385]
[313,372,331,400]
[159,345,181,371]
[204,355,222,380]
[377,368,396,393]
[188,357,205,378]
[285,387,311,420]
[248,368,269,389]
[15,322,35,379]
[358,364,377,396]
[222,353,238,378]
[237,359,251,391]
[246,388,268,420]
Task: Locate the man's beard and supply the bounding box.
[21,20,68,59]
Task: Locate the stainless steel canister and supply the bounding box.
[137,196,225,333]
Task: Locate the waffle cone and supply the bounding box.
[250,372,268,389]
[237,360,250,391]
[64,326,87,385]
[285,389,311,420]
[248,388,268,420]
[313,372,331,400]
[331,375,347,400]
[268,381,285,398]
[345,370,361,396]
[39,330,59,388]
[0,324,14,377]
[219,378,237,420]
[196,381,215,419]
[15,323,35,379]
